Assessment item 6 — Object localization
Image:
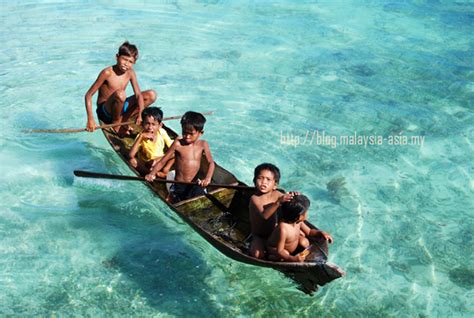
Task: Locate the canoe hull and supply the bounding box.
[99,124,344,294]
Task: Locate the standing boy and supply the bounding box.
[145,111,215,203]
[128,107,174,176]
[266,194,333,262]
[84,41,157,136]
[248,163,297,259]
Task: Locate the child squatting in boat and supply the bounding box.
[248,163,298,259]
[145,111,215,204]
[266,194,333,262]
[84,41,156,137]
[128,107,174,177]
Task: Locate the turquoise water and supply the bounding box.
[1,1,473,316]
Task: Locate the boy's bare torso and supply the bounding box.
[97,66,131,105]
[267,222,301,254]
[174,139,207,182]
[249,191,283,237]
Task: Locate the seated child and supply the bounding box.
[248,163,297,259]
[128,107,174,176]
[145,111,215,203]
[266,194,333,262]
[84,41,157,136]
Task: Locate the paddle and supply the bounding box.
[23,111,214,133]
[73,170,255,191]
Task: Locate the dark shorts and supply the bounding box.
[96,97,131,124]
[169,183,206,203]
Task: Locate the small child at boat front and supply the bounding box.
[248,163,298,259]
[266,194,333,262]
[128,107,174,176]
[84,41,157,136]
[145,111,215,203]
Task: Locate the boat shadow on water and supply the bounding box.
[75,195,223,316]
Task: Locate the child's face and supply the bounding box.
[116,54,135,72]
[181,125,202,145]
[254,169,277,194]
[142,116,160,134]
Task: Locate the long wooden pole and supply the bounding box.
[73,170,255,190]
[23,111,214,133]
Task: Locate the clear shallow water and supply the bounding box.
[1,1,473,316]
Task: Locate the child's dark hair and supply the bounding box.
[253,163,281,184]
[180,111,206,132]
[118,41,139,60]
[141,107,163,123]
[280,195,310,223]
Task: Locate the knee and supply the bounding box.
[299,236,310,248]
[150,89,157,102]
[147,89,158,104]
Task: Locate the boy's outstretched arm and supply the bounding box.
[260,192,295,220]
[199,141,215,187]
[84,70,107,132]
[145,140,177,181]
[129,70,144,125]
[301,223,333,243]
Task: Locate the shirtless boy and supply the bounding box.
[266,194,333,262]
[145,111,215,203]
[128,107,174,176]
[84,41,157,136]
[248,163,297,259]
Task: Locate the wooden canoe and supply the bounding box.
[99,123,344,294]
